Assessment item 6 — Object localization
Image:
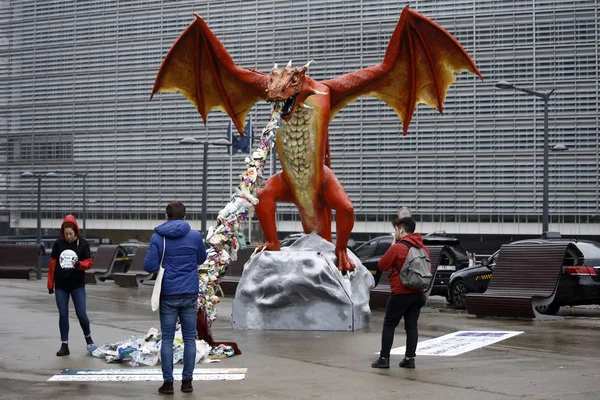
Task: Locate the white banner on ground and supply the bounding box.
[388,330,523,356]
[48,367,247,382]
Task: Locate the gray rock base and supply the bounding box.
[232,233,375,331]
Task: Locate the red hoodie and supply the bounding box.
[377,232,430,294]
[47,215,93,291]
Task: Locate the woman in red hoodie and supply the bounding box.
[47,215,94,356]
[371,217,429,369]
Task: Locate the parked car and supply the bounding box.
[447,238,600,314]
[354,232,473,297]
[120,239,147,257]
[279,233,357,251]
[119,240,147,273]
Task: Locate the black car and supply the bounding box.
[120,239,147,258]
[279,233,357,251]
[119,240,148,272]
[447,238,600,314]
[354,232,473,297]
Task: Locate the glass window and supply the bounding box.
[575,242,600,263]
[355,239,377,259]
[488,251,500,269]
[374,236,393,256]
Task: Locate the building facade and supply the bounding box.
[1,0,599,247]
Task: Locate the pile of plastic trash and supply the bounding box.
[91,116,281,367]
[90,327,234,367]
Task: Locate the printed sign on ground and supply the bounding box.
[388,330,523,356]
[48,367,247,382]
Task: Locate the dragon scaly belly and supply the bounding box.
[276,107,319,218]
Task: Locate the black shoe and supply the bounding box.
[85,335,94,345]
[181,380,193,393]
[158,382,174,395]
[56,343,70,357]
[371,357,390,369]
[399,357,415,369]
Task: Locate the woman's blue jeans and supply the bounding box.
[159,296,197,382]
[55,287,91,342]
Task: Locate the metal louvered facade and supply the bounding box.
[1,0,599,241]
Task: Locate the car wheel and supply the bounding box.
[535,301,560,315]
[451,280,468,309]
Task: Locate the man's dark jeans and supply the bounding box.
[55,287,91,342]
[159,295,197,383]
[379,291,426,359]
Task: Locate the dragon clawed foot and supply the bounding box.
[335,248,355,275]
[256,241,281,253]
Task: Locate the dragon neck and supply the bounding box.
[277,107,319,217]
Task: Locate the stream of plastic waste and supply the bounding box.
[199,108,282,326]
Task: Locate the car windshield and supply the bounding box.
[452,244,469,257]
[355,240,377,259]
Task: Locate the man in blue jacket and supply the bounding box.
[144,201,206,394]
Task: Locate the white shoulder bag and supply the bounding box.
[151,236,166,312]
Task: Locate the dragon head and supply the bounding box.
[267,60,324,120]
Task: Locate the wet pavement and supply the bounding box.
[1,278,599,400]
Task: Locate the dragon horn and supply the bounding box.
[272,63,278,71]
[287,60,292,68]
[302,60,314,70]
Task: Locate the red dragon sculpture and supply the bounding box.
[151,7,482,274]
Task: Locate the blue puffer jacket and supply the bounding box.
[143,219,206,297]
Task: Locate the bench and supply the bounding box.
[465,242,571,320]
[113,245,152,287]
[85,245,126,284]
[369,245,448,310]
[0,244,44,279]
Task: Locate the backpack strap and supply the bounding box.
[400,240,413,249]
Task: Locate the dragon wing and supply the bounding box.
[151,14,269,135]
[322,7,483,134]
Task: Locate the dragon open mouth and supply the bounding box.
[280,95,297,117]
[270,95,297,119]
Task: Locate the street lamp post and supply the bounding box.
[21,171,57,279]
[495,81,557,234]
[73,172,89,239]
[82,173,87,238]
[179,138,231,235]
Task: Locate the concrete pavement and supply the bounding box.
[0,279,599,399]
